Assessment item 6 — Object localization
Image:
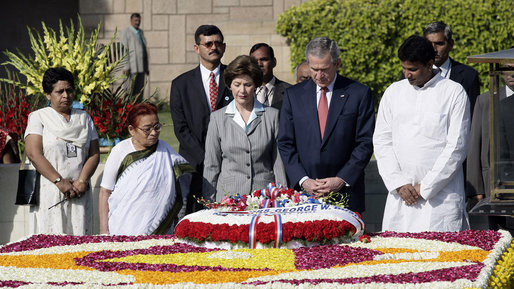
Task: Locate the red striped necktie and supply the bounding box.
[318,87,328,140]
[209,72,218,112]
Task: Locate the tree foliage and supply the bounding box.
[276,0,514,102]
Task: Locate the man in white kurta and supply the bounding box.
[373,36,470,232]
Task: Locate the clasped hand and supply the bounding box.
[397,184,422,205]
[303,177,345,197]
[56,179,87,199]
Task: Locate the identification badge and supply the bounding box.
[66,142,77,158]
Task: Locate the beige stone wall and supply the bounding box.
[80,0,310,101]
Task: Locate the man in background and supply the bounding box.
[467,64,514,231]
[424,21,480,115]
[169,25,232,214]
[294,60,311,83]
[250,43,291,109]
[120,13,148,101]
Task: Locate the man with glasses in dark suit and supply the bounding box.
[170,25,232,214]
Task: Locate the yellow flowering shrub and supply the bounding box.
[2,16,121,104]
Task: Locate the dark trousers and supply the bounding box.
[185,172,205,214]
[176,172,205,225]
[131,72,146,102]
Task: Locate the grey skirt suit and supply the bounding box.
[203,102,287,201]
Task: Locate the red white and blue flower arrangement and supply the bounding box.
[176,183,367,249]
[198,183,328,211]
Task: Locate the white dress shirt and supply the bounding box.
[256,77,276,105]
[506,85,514,98]
[225,98,265,133]
[434,57,452,79]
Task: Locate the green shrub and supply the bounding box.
[276,0,513,103]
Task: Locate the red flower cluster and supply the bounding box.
[176,220,250,244]
[86,99,133,139]
[175,219,357,245]
[359,234,371,243]
[0,92,31,140]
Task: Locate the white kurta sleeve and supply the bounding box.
[373,87,412,194]
[24,111,43,137]
[86,114,98,140]
[100,139,134,190]
[420,86,470,200]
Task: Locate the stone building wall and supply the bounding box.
[80,0,310,101]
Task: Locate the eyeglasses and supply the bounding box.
[199,41,224,49]
[137,123,162,135]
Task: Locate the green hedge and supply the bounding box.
[276,0,513,103]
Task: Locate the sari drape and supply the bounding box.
[108,140,194,235]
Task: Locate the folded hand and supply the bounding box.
[314,177,345,196]
[397,184,421,205]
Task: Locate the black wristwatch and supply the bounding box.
[53,177,62,184]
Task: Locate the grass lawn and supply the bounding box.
[99,110,179,162]
[158,110,179,151]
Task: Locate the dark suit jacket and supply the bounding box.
[466,88,508,197]
[278,75,375,212]
[169,65,232,172]
[499,93,514,183]
[449,58,481,116]
[269,78,291,110]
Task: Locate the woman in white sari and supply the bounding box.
[99,103,193,235]
[25,67,100,235]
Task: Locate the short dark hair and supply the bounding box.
[42,67,74,94]
[128,103,157,128]
[224,55,263,88]
[249,43,275,59]
[423,21,452,42]
[194,25,224,45]
[398,35,436,66]
[130,13,141,19]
